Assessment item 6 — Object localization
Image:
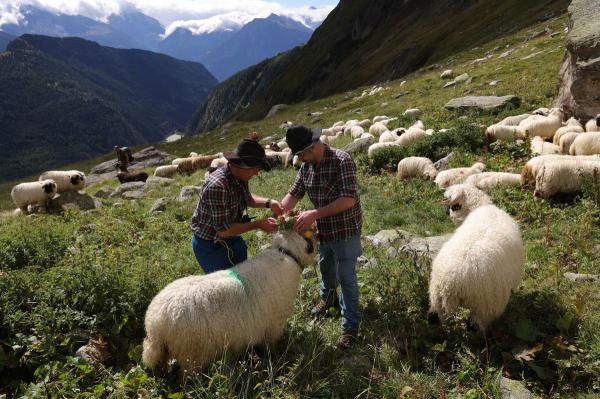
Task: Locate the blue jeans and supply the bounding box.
[318,234,362,333]
[192,234,248,274]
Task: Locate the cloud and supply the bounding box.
[0,0,337,32]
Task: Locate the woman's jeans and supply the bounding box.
[318,234,362,333]
[192,234,248,274]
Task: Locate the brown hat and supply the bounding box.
[223,139,271,171]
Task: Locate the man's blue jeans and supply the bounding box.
[192,234,248,274]
[318,234,362,333]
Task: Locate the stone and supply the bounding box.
[498,50,513,58]
[110,182,145,198]
[364,258,379,268]
[75,338,112,366]
[145,176,175,188]
[365,229,403,248]
[386,247,398,258]
[499,377,532,399]
[94,187,115,198]
[89,147,176,176]
[398,234,451,259]
[555,0,600,121]
[121,190,145,200]
[393,91,410,98]
[445,95,521,111]
[48,191,99,211]
[150,198,169,213]
[179,186,202,202]
[521,51,544,60]
[357,255,369,265]
[454,73,470,83]
[489,80,501,86]
[265,104,288,118]
[564,272,600,283]
[443,80,457,88]
[341,355,372,372]
[365,229,451,260]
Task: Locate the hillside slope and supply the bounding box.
[189,0,569,133]
[0,35,217,181]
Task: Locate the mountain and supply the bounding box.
[0,31,15,51]
[158,28,236,63]
[189,0,570,133]
[201,14,313,81]
[106,11,164,51]
[0,34,217,181]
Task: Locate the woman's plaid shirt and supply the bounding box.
[289,146,362,243]
[191,166,250,241]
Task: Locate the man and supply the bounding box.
[191,138,283,274]
[280,125,363,348]
[114,146,133,172]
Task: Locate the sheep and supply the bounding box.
[153,165,179,178]
[440,69,453,79]
[265,151,292,168]
[332,121,345,128]
[428,184,523,331]
[292,155,301,168]
[403,108,421,117]
[171,158,186,166]
[369,122,389,137]
[321,128,336,137]
[189,152,198,157]
[585,114,600,132]
[397,157,438,180]
[358,133,375,144]
[534,159,600,198]
[396,127,426,146]
[497,113,532,126]
[464,172,521,191]
[521,108,563,139]
[368,142,398,158]
[558,132,581,154]
[358,119,372,129]
[378,130,397,143]
[117,171,149,184]
[569,132,600,155]
[532,107,550,116]
[142,229,317,374]
[434,162,486,188]
[38,170,85,192]
[485,125,526,141]
[350,125,365,139]
[411,120,425,130]
[520,154,600,188]
[11,179,58,212]
[553,117,584,145]
[372,115,389,123]
[177,155,221,174]
[530,136,560,156]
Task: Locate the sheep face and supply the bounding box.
[70,173,85,187]
[42,181,57,194]
[442,184,491,225]
[596,114,600,127]
[272,230,317,267]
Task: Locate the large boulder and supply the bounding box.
[445,95,521,111]
[110,182,146,198]
[554,0,600,120]
[48,191,100,211]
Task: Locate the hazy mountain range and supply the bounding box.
[0,5,317,80]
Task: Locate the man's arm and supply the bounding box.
[247,193,284,215]
[217,218,277,238]
[280,193,300,210]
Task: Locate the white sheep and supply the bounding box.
[553,117,584,145]
[434,162,486,188]
[358,119,372,129]
[569,132,600,155]
[530,136,560,156]
[378,130,398,143]
[189,152,198,157]
[154,165,179,178]
[403,108,421,117]
[558,132,581,154]
[357,133,375,144]
[396,127,426,146]
[367,142,398,158]
[440,69,453,79]
[142,230,316,373]
[369,122,389,137]
[277,140,289,150]
[372,115,389,123]
[464,172,521,191]
[38,170,85,192]
[520,154,596,188]
[585,115,600,132]
[485,125,526,141]
[497,113,532,126]
[521,108,563,139]
[11,179,58,212]
[411,120,425,130]
[534,159,600,198]
[397,157,438,180]
[350,125,365,139]
[332,121,345,128]
[428,184,523,331]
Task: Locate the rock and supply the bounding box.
[365,229,451,259]
[380,102,389,107]
[443,80,457,88]
[122,190,145,200]
[89,147,175,176]
[357,255,369,265]
[454,73,470,83]
[266,104,288,118]
[521,51,544,60]
[498,50,513,58]
[343,137,374,157]
[564,272,600,283]
[434,151,456,171]
[393,91,410,98]
[555,0,600,121]
[386,247,398,258]
[94,187,115,198]
[341,355,372,372]
[110,182,145,198]
[445,95,521,111]
[75,338,112,366]
[179,186,202,202]
[145,176,175,188]
[365,230,402,248]
[48,191,99,211]
[364,258,379,268]
[489,80,501,86]
[499,377,532,399]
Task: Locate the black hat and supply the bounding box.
[223,139,271,171]
[286,125,322,155]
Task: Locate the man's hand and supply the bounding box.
[294,209,318,232]
[270,200,284,216]
[258,217,278,233]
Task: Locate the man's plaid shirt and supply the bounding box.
[191,166,250,241]
[289,145,362,243]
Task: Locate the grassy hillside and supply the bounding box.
[1,16,599,397]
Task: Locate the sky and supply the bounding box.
[0,0,339,34]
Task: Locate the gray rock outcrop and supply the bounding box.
[555,0,600,120]
[48,191,100,211]
[445,95,521,111]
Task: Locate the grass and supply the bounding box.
[1,15,599,398]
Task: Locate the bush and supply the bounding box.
[366,122,487,172]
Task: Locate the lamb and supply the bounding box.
[397,157,437,180]
[569,132,600,155]
[464,172,521,191]
[38,170,85,192]
[117,171,149,184]
[497,113,532,126]
[485,125,526,141]
[142,229,317,373]
[428,184,523,331]
[11,179,58,212]
[396,127,426,146]
[585,114,600,132]
[558,132,581,154]
[153,165,179,178]
[521,108,563,139]
[534,159,600,198]
[434,162,486,188]
[530,136,559,156]
[369,122,389,136]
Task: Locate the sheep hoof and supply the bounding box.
[465,317,479,332]
[427,312,441,325]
